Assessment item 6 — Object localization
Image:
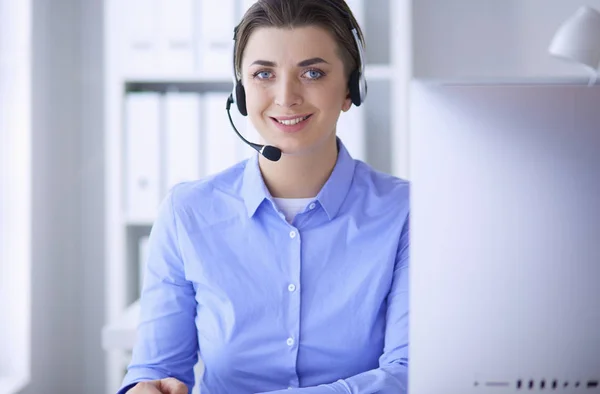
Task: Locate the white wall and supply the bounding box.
[413,0,600,79]
[515,0,600,77]
[80,0,107,391]
[18,0,106,393]
[23,0,84,391]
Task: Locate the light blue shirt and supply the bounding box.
[119,139,410,394]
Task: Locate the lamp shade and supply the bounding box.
[549,5,600,70]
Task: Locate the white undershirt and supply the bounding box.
[272,197,315,223]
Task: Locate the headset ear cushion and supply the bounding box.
[348,69,362,107]
[235,82,248,116]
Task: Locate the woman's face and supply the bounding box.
[241,25,352,156]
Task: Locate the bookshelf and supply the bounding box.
[101,0,412,393]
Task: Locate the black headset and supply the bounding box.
[228,0,368,117]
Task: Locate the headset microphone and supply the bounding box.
[225,95,282,162]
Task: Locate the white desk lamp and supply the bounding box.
[549,5,600,85]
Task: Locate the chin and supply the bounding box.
[274,134,336,157]
[271,139,311,156]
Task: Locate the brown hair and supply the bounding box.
[234,0,365,80]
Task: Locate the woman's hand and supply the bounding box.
[129,378,188,394]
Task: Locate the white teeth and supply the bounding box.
[277,115,309,125]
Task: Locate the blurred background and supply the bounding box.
[1,0,598,393]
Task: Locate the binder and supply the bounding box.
[138,235,150,296]
[163,92,202,192]
[198,0,236,77]
[157,0,196,74]
[124,0,160,74]
[336,105,366,162]
[125,93,162,222]
[203,92,241,175]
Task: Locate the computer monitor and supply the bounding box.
[408,81,600,393]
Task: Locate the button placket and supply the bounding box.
[284,225,301,390]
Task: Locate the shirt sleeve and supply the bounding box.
[117,186,199,394]
[256,212,410,394]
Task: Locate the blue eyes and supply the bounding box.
[255,71,272,79]
[304,69,324,79]
[252,69,325,80]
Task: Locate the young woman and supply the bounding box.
[120,1,409,393]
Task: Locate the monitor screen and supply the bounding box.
[409,81,600,393]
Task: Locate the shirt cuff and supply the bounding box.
[117,367,174,394]
[116,383,138,394]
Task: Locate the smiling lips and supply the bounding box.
[270,114,313,132]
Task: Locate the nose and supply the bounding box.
[274,75,302,108]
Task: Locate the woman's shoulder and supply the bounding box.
[169,159,248,209]
[352,159,410,198]
[341,159,409,229]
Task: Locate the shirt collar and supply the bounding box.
[241,151,272,218]
[314,138,356,220]
[241,137,357,220]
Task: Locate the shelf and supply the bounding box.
[412,75,600,87]
[102,300,140,351]
[125,79,232,94]
[124,218,155,228]
[122,64,394,93]
[123,74,231,84]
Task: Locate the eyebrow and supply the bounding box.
[250,57,330,68]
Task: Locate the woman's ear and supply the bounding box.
[342,94,352,112]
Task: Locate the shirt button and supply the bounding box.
[308,202,316,210]
[289,230,296,238]
[288,284,296,292]
[286,337,295,346]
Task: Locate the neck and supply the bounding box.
[258,135,338,198]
